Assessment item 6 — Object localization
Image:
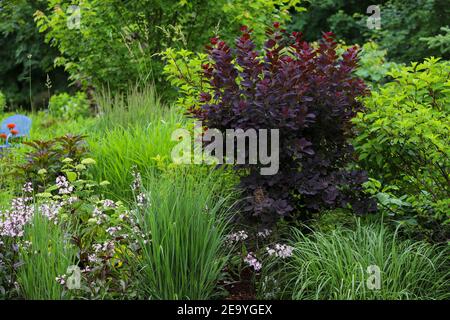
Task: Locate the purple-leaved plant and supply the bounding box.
[190,24,376,224]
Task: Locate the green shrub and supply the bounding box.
[48,92,90,119]
[34,0,303,93]
[354,42,398,87]
[421,26,450,55]
[353,58,450,238]
[261,221,449,300]
[18,134,88,191]
[129,168,234,299]
[18,212,78,299]
[288,0,371,44]
[372,0,450,62]
[161,48,209,110]
[0,0,68,109]
[289,0,450,63]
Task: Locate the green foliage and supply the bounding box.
[34,0,303,93]
[261,221,449,300]
[288,0,373,43]
[89,124,180,200]
[18,212,78,299]
[2,0,450,302]
[289,0,450,63]
[18,134,88,190]
[371,0,450,62]
[35,159,134,299]
[160,48,209,110]
[421,26,450,55]
[88,87,185,200]
[221,0,305,44]
[28,111,95,140]
[353,58,450,239]
[0,0,68,109]
[34,0,151,91]
[129,169,233,299]
[0,91,6,112]
[48,92,90,119]
[94,85,164,131]
[354,42,398,86]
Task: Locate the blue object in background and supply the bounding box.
[0,114,32,150]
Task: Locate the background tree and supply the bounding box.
[0,0,69,110]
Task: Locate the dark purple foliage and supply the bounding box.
[190,25,376,224]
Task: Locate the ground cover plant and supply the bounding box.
[260,221,449,300]
[0,0,449,303]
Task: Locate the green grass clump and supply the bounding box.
[267,221,449,300]
[130,169,234,300]
[93,85,166,132]
[88,86,185,200]
[18,212,78,300]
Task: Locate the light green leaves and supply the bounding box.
[353,58,450,228]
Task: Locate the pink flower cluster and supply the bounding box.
[56,176,73,195]
[266,243,294,259]
[22,182,33,193]
[225,230,248,244]
[87,240,116,266]
[136,193,147,207]
[39,202,62,224]
[244,252,262,272]
[0,197,34,238]
[55,274,66,285]
[106,226,122,236]
[92,207,107,225]
[102,199,116,209]
[257,228,271,239]
[131,169,142,192]
[131,168,148,207]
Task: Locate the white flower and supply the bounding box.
[244,252,262,272]
[266,243,294,258]
[225,230,248,244]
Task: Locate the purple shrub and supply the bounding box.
[190,24,376,224]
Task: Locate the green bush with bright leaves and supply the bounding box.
[34,0,303,93]
[48,92,90,119]
[354,42,398,87]
[353,57,450,239]
[160,48,209,110]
